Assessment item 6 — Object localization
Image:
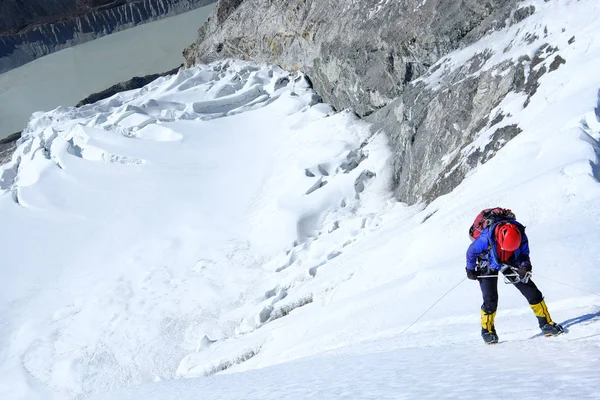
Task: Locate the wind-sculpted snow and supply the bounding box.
[0,60,383,399]
[3,7,600,396]
[96,2,600,398]
[96,336,600,400]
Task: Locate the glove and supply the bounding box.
[466,268,479,281]
[516,261,532,278]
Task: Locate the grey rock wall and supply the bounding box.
[76,64,181,106]
[0,132,21,165]
[375,58,522,204]
[0,0,216,73]
[184,0,550,205]
[184,0,520,116]
[0,0,78,34]
[373,38,566,204]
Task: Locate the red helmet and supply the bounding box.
[496,223,521,251]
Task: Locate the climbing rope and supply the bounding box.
[397,276,467,337]
[395,272,600,340]
[535,273,600,298]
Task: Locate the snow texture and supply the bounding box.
[2,1,600,398]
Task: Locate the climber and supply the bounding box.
[466,210,564,344]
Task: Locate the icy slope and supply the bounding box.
[0,61,381,399]
[2,0,600,398]
[170,0,600,387]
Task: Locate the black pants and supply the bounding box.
[479,270,544,314]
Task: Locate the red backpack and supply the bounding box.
[469,208,516,241]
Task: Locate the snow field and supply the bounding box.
[0,60,380,399]
[93,334,600,400]
[1,0,600,398]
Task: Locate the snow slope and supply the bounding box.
[0,60,382,399]
[2,0,600,399]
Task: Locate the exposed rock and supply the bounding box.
[549,55,566,72]
[512,5,536,24]
[339,149,366,173]
[354,170,376,195]
[374,56,522,203]
[0,0,216,73]
[76,65,182,106]
[523,65,547,108]
[512,55,531,92]
[482,125,522,163]
[183,0,545,205]
[523,43,559,108]
[0,132,21,165]
[531,43,558,69]
[490,112,506,127]
[214,0,244,24]
[184,0,522,117]
[1,1,114,34]
[0,132,22,145]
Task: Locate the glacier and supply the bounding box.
[1,1,600,399]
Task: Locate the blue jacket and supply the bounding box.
[466,220,530,271]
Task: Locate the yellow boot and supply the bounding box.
[530,300,564,336]
[481,310,498,344]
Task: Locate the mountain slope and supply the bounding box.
[0,0,216,73]
[0,60,383,399]
[185,0,600,206]
[1,0,600,399]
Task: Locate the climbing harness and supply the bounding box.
[477,263,532,284]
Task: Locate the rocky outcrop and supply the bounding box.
[184,0,521,116]
[184,0,556,204]
[1,1,100,35]
[376,58,523,203]
[0,132,21,165]
[76,65,182,106]
[371,36,566,204]
[0,0,216,73]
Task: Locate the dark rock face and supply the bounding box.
[0,131,21,165]
[373,56,523,203]
[0,0,216,73]
[76,65,182,106]
[1,1,101,35]
[513,5,536,23]
[184,0,552,204]
[184,0,521,117]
